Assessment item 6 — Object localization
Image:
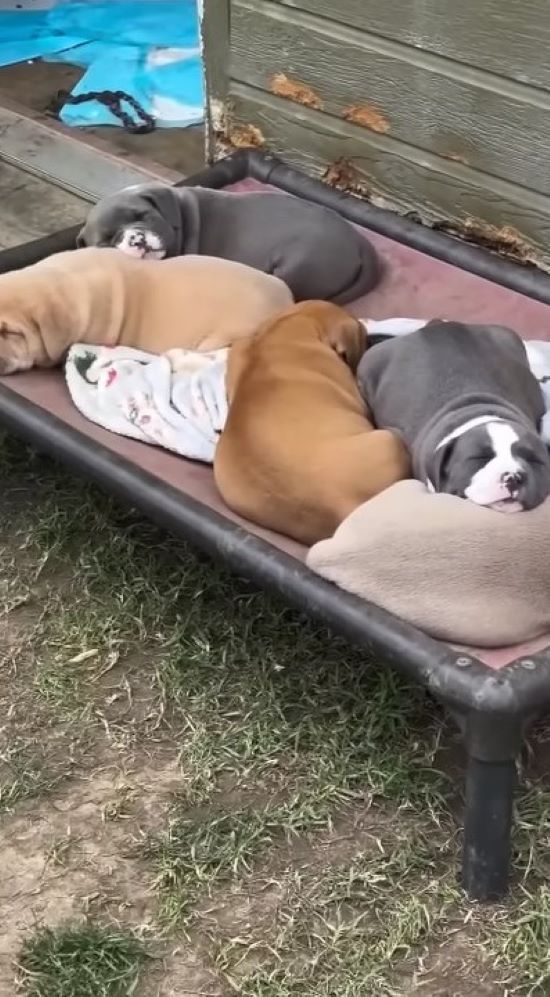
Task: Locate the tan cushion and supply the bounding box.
[306,480,550,647]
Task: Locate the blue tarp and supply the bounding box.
[0,0,204,129]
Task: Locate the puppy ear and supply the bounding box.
[0,326,31,374]
[425,438,455,492]
[322,314,367,373]
[143,185,196,253]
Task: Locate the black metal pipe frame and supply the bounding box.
[462,754,518,901]
[1,148,549,901]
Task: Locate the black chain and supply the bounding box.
[49,88,156,134]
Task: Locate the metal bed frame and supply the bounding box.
[2,149,550,901]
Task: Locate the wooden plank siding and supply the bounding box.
[203,0,550,266]
[227,87,550,255]
[269,0,550,91]
[231,1,550,195]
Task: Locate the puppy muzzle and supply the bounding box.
[467,465,541,513]
[488,471,527,513]
[114,225,166,260]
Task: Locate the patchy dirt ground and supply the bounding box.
[0,762,219,995]
[1,434,549,997]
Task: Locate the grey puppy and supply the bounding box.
[77,182,379,303]
[357,320,550,512]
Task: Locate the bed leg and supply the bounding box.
[461,712,521,902]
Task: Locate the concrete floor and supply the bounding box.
[0,160,87,249]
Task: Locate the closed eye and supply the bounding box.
[514,445,546,465]
[470,450,494,462]
[121,210,149,224]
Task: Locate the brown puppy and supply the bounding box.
[0,246,293,374]
[214,300,411,545]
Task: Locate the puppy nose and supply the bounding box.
[502,470,525,492]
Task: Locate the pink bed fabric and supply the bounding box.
[3,180,550,669]
[230,182,550,667]
[232,179,550,336]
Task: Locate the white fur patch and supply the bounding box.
[435,415,504,451]
[464,422,524,509]
[360,317,430,337]
[116,227,165,260]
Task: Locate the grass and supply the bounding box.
[0,759,52,814]
[17,923,147,997]
[479,787,550,996]
[490,886,550,997]
[0,735,63,816]
[4,433,550,994]
[151,800,345,924]
[231,834,459,997]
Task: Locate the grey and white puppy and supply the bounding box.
[77,182,379,303]
[357,320,550,512]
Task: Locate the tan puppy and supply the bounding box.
[0,246,293,374]
[214,300,411,545]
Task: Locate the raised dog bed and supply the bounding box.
[2,149,550,901]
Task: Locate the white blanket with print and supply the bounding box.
[65,343,229,464]
[63,320,550,465]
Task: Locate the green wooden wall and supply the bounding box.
[201,0,550,266]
